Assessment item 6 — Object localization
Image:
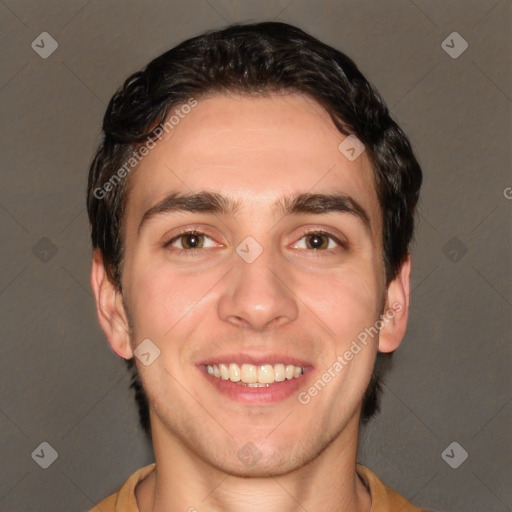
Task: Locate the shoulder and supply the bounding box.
[356,463,434,512]
[88,463,156,512]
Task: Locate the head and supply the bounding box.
[88,22,421,469]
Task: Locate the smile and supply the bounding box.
[198,361,312,404]
[206,363,304,386]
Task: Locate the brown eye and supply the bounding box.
[293,231,340,251]
[179,233,204,249]
[305,233,330,250]
[165,231,217,251]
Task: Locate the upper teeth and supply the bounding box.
[207,363,304,385]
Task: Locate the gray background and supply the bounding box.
[0,1,510,511]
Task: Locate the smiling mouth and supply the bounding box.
[205,362,305,386]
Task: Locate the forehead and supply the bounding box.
[125,93,381,232]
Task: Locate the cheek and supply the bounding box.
[125,261,210,339]
[298,264,382,345]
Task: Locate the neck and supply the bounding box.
[136,413,371,512]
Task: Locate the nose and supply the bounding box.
[217,245,299,331]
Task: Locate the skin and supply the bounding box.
[91,92,411,512]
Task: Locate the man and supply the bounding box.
[88,22,430,512]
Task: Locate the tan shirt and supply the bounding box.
[89,463,431,512]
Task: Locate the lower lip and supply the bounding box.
[198,365,312,404]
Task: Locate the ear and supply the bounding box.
[90,249,133,359]
[378,255,411,353]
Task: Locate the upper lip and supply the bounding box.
[196,353,313,368]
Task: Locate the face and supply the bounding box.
[94,92,409,477]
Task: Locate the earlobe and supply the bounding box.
[90,249,133,359]
[378,256,411,353]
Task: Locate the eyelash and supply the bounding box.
[163,228,347,256]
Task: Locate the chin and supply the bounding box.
[215,438,318,478]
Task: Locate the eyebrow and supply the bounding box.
[138,191,371,234]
